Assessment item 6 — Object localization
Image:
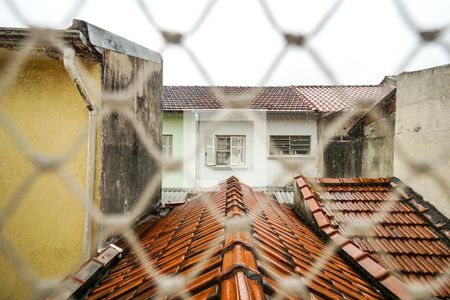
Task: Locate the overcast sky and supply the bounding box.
[1,0,449,86]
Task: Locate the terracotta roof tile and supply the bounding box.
[293,85,395,112]
[163,85,394,112]
[163,86,311,111]
[296,175,450,298]
[70,177,389,299]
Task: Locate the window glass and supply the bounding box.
[162,135,173,159]
[210,135,245,166]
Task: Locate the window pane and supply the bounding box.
[230,136,245,165]
[216,137,230,150]
[216,152,230,165]
[162,135,173,159]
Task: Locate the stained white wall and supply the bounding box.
[173,111,319,188]
[195,110,266,187]
[266,113,319,186]
[394,64,450,217]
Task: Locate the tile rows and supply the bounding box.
[81,176,387,299]
[339,223,439,240]
[296,175,450,298]
[293,85,395,112]
[87,186,227,299]
[247,191,384,299]
[162,85,393,112]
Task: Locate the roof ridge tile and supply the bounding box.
[220,177,265,298]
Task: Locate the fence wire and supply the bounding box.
[0,0,449,299]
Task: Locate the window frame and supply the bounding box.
[205,135,246,167]
[268,135,311,157]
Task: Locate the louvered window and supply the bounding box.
[269,135,311,156]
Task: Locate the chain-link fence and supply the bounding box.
[0,0,449,299]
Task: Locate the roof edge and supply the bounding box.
[390,177,450,242]
[46,244,123,300]
[70,19,162,64]
[292,173,410,299]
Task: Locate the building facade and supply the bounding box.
[163,85,393,188]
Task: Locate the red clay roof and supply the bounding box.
[163,85,394,112]
[81,177,389,299]
[294,175,450,298]
[293,85,394,112]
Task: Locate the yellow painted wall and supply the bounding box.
[0,49,102,299]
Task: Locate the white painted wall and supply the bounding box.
[172,110,319,188]
[195,110,267,187]
[266,113,319,186]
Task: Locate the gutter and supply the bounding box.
[63,48,97,259]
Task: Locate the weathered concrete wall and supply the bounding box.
[360,113,394,177]
[0,50,102,300]
[321,94,395,178]
[317,112,357,177]
[323,139,362,177]
[323,114,394,178]
[394,64,450,217]
[100,49,162,215]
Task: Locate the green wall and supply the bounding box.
[162,112,184,187]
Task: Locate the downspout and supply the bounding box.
[195,112,199,184]
[63,48,97,259]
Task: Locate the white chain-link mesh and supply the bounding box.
[0,0,449,299]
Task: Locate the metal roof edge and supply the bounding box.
[70,19,162,64]
[45,244,123,300]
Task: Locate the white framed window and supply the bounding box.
[162,135,173,159]
[269,135,311,156]
[205,135,245,166]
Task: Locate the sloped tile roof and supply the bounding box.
[294,175,450,298]
[293,85,395,112]
[79,177,389,299]
[163,85,394,112]
[163,86,312,111]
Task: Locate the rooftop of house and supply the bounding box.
[162,84,395,113]
[54,176,415,299]
[294,175,450,298]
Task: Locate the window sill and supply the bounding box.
[267,155,314,160]
[209,165,248,170]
